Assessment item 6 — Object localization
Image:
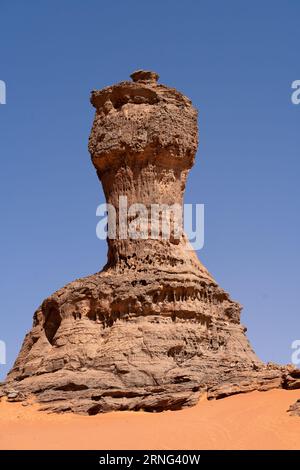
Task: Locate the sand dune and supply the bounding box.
[0,389,299,450]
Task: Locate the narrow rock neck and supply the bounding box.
[98,160,190,270]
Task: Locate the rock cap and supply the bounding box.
[130,70,159,83]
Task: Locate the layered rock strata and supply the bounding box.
[2,71,299,414]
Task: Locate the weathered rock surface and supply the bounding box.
[2,70,299,414]
[289,399,300,416]
[284,367,300,416]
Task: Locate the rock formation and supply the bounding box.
[2,71,299,414]
[289,399,300,416]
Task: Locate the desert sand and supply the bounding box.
[0,389,299,450]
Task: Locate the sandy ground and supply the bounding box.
[0,389,299,450]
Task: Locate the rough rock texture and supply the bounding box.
[2,70,299,414]
[284,367,300,416]
[289,399,300,416]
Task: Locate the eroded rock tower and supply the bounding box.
[3,71,299,414]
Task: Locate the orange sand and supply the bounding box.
[0,389,299,450]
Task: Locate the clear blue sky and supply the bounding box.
[0,0,299,380]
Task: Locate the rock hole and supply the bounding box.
[87,403,102,415]
[43,304,61,345]
[55,383,89,391]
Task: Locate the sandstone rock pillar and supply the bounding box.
[3,71,294,414]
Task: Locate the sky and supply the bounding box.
[0,0,299,380]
